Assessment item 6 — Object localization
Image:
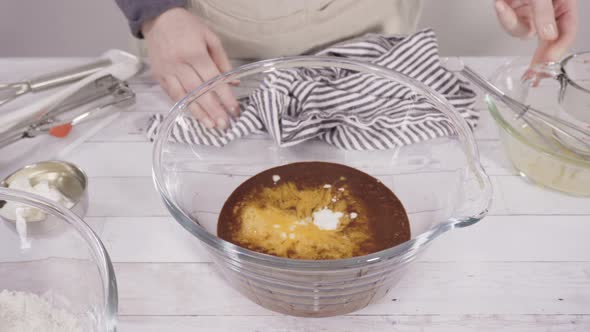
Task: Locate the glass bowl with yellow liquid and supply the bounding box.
[487,57,590,196]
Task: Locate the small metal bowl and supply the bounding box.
[0,160,88,235]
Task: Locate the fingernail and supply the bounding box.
[495,1,505,12]
[202,118,215,129]
[216,118,228,129]
[229,106,240,117]
[542,23,558,40]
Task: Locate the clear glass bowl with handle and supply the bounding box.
[486,55,590,196]
[0,187,117,331]
[152,57,493,317]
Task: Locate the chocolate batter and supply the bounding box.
[218,162,410,260]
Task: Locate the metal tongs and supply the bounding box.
[0,75,135,149]
[0,58,111,108]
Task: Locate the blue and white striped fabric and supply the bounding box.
[147,29,478,150]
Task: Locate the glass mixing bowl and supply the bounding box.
[0,187,117,331]
[152,57,492,317]
[487,57,590,196]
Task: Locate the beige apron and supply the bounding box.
[137,0,422,62]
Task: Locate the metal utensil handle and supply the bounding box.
[461,65,532,117]
[40,75,121,121]
[460,66,510,101]
[70,83,136,126]
[28,58,112,92]
[0,128,26,149]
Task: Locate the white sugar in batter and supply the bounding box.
[312,208,344,230]
[272,174,280,184]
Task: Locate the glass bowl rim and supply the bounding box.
[152,56,492,270]
[0,187,118,332]
[561,51,590,94]
[486,57,590,168]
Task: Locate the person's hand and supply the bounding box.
[494,0,577,65]
[143,7,239,129]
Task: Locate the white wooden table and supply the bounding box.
[1,57,589,331]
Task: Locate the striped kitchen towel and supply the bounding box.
[146,29,478,150]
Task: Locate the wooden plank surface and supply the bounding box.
[1,56,589,331]
[112,261,590,316]
[118,315,590,332]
